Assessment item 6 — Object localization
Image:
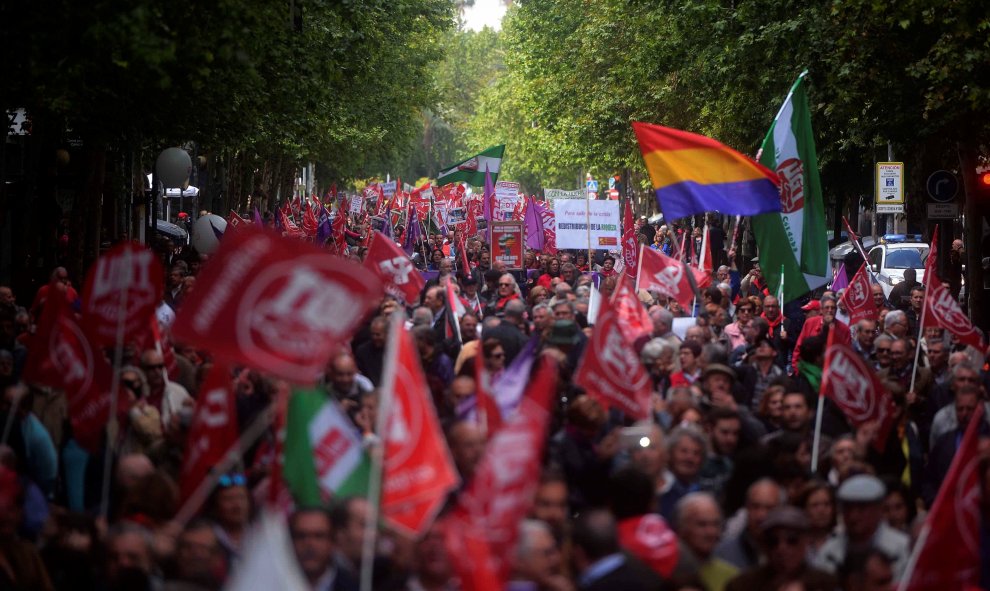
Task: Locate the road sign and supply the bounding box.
[876,203,905,214]
[875,162,904,204]
[607,188,619,200]
[586,179,599,193]
[927,202,959,219]
[608,176,616,190]
[926,170,958,203]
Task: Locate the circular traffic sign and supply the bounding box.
[926,170,958,203]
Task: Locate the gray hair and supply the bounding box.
[884,310,906,331]
[411,307,433,327]
[667,425,709,458]
[641,338,674,365]
[951,362,981,381]
[532,303,551,316]
[516,519,554,560]
[650,307,674,327]
[119,365,150,398]
[674,491,720,532]
[820,294,837,305]
[575,285,591,298]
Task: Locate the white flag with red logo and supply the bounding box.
[173,225,383,383]
[363,231,425,306]
[622,200,638,281]
[901,404,983,590]
[380,318,460,536]
[443,357,559,590]
[820,329,896,452]
[80,242,164,346]
[840,262,878,324]
[23,285,112,452]
[923,226,982,349]
[636,245,696,309]
[179,362,239,503]
[575,295,651,419]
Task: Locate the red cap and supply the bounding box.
[801,300,821,312]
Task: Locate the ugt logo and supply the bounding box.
[379,256,415,285]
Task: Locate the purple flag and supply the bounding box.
[524,197,546,251]
[316,204,332,245]
[402,206,421,255]
[381,205,393,239]
[252,207,264,227]
[831,264,849,292]
[490,336,540,418]
[482,166,494,224]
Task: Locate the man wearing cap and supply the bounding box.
[725,506,837,591]
[811,475,910,580]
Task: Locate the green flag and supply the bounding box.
[751,71,828,303]
[436,145,505,187]
[282,389,371,506]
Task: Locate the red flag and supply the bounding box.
[840,262,878,324]
[902,403,984,589]
[363,231,425,306]
[227,210,247,233]
[923,226,982,349]
[820,328,896,452]
[133,315,180,381]
[622,200,638,281]
[443,357,559,589]
[575,297,651,420]
[172,225,383,382]
[618,514,680,578]
[179,362,239,503]
[611,274,652,345]
[302,203,319,237]
[637,246,696,309]
[80,242,163,346]
[474,352,503,435]
[22,286,112,452]
[457,232,471,275]
[695,225,713,289]
[381,320,460,536]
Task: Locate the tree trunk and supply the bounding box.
[958,141,986,331]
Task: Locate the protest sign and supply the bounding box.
[543,188,584,207]
[553,199,620,250]
[495,181,520,221]
[447,206,467,226]
[491,221,524,270]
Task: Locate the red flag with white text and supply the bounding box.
[840,263,878,324]
[443,357,559,589]
[381,320,460,536]
[80,242,163,346]
[637,246,696,309]
[820,329,896,452]
[172,225,383,382]
[363,231,425,306]
[902,404,984,590]
[179,362,239,503]
[611,274,652,345]
[923,226,983,349]
[622,199,638,281]
[574,297,651,419]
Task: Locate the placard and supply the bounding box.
[349,195,364,215]
[369,216,386,233]
[553,200,621,250]
[491,221,524,270]
[543,188,584,207]
[875,162,904,204]
[447,207,467,226]
[495,181,520,221]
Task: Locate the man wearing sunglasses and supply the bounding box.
[725,506,836,591]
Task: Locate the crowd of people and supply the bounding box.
[0,211,988,591]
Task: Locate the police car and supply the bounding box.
[867,234,929,297]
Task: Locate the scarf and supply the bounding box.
[798,360,822,392]
[762,312,783,339]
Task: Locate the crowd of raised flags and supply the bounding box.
[1,72,989,591]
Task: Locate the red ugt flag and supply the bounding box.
[381,317,460,536]
[363,231,425,306]
[173,225,383,383]
[575,296,652,420]
[840,262,878,324]
[23,286,113,452]
[179,362,239,503]
[820,328,896,452]
[901,404,984,590]
[611,273,653,346]
[622,199,638,281]
[637,245,696,309]
[923,226,983,349]
[80,242,163,346]
[443,357,559,590]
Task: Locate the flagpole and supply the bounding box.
[585,193,593,273]
[908,262,932,395]
[361,310,403,591]
[100,247,132,520]
[895,523,931,591]
[810,393,825,473]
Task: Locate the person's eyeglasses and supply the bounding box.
[218,473,247,488]
[738,308,753,314]
[876,348,891,354]
[765,532,801,548]
[122,379,142,391]
[143,363,165,370]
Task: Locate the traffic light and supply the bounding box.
[977,170,990,200]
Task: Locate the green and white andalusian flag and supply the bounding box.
[282,389,370,506]
[436,145,505,187]
[751,71,829,303]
